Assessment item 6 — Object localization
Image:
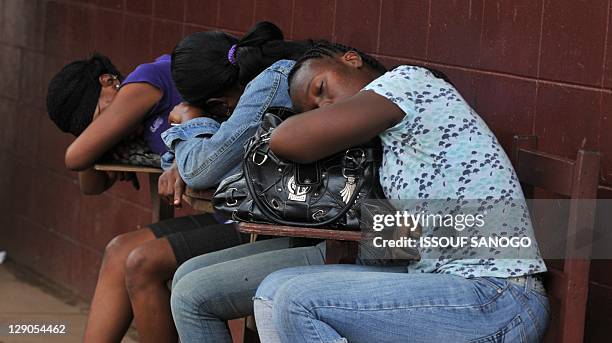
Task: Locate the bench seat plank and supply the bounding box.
[238,222,362,241]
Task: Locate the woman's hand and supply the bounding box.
[158,163,185,207]
[169,102,204,125]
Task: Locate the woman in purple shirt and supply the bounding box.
[47,54,245,342]
[47,53,178,193]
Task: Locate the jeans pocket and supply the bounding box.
[469,315,526,343]
[472,277,509,306]
[478,277,507,291]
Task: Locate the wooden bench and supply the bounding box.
[239,223,361,264]
[182,187,215,213]
[511,135,600,343]
[94,163,174,221]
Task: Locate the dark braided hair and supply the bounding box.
[288,40,452,87]
[172,21,314,109]
[288,41,387,86]
[46,53,122,136]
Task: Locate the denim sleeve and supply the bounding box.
[162,117,221,149]
[160,117,220,171]
[161,67,288,189]
[160,151,176,171]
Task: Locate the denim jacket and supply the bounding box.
[161,59,295,189]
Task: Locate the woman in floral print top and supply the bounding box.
[252,41,549,343]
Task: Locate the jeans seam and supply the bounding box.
[467,314,524,343]
[194,297,226,339]
[529,290,550,316]
[305,315,327,343]
[520,318,528,343]
[306,295,504,312]
[509,285,544,337]
[478,277,508,293]
[304,278,508,312]
[291,295,334,343]
[280,298,323,343]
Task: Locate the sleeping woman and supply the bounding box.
[254,41,549,343]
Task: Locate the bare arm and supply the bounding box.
[78,169,116,195]
[269,91,405,163]
[65,83,162,171]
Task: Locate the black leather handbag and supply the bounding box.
[212,107,389,230]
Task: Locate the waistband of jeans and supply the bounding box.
[506,275,546,295]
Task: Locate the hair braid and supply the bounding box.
[288,40,452,87]
[288,41,386,85]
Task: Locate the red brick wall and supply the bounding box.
[0,0,610,340]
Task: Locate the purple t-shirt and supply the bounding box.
[121,54,182,154]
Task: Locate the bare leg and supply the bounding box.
[125,238,178,343]
[83,228,156,343]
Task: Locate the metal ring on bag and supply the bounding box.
[312,209,325,221]
[344,148,366,164]
[252,151,268,165]
[226,188,238,206]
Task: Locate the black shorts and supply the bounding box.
[148,214,248,266]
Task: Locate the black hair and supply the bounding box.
[46,53,122,136]
[288,40,387,86]
[171,21,314,109]
[288,40,452,87]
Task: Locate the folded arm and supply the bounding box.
[64,83,161,171]
[270,91,404,163]
[162,69,286,189]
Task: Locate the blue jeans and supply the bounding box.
[170,238,326,343]
[255,265,549,343]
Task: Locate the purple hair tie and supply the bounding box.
[227,44,238,65]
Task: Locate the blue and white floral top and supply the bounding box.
[363,65,546,278]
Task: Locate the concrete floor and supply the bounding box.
[0,262,138,343]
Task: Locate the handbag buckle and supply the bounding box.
[226,188,238,206]
[343,148,366,177]
[252,151,268,165]
[260,132,271,142]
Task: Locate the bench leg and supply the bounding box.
[148,174,174,222]
[244,316,260,343]
[228,317,260,343]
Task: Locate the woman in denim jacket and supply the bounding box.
[73,22,314,343]
[167,41,405,343]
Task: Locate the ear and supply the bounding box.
[342,51,363,68]
[98,74,116,87]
